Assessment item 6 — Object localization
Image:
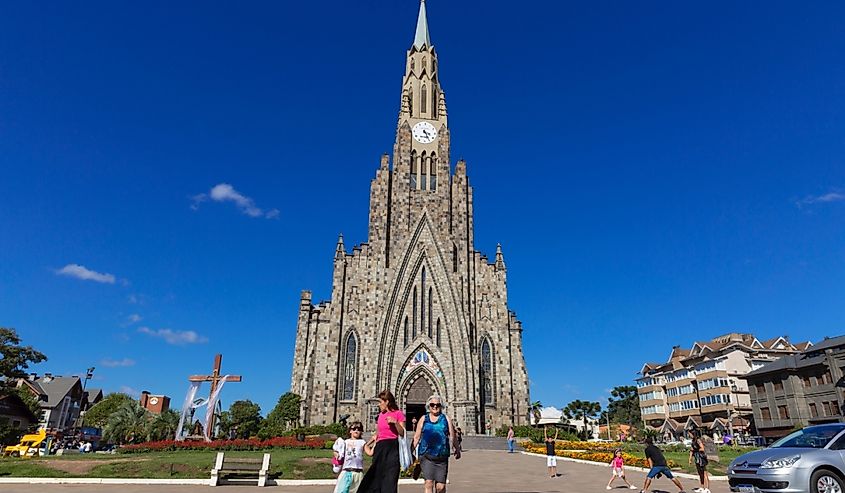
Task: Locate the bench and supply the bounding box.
[210,452,271,487]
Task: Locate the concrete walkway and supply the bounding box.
[0,449,732,493]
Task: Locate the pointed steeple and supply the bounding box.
[335,233,346,260]
[413,0,431,49]
[495,243,506,272]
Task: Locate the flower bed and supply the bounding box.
[120,436,326,453]
[522,442,677,469]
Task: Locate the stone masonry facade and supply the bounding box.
[289,1,530,434]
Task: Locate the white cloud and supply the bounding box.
[126,314,142,324]
[191,183,279,219]
[138,326,208,345]
[119,386,140,398]
[101,357,136,368]
[56,264,116,284]
[796,191,845,208]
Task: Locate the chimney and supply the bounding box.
[140,391,150,408]
[28,373,38,381]
[43,373,53,382]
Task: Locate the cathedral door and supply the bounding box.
[404,376,433,432]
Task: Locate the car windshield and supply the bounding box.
[771,425,845,448]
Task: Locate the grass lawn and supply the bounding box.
[0,449,338,479]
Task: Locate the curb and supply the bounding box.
[519,451,729,481]
[0,478,426,486]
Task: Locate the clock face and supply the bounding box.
[412,121,438,144]
[149,397,159,405]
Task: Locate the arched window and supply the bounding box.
[408,87,413,115]
[481,338,493,405]
[421,268,426,332]
[436,319,441,347]
[412,287,417,339]
[403,316,408,347]
[428,287,433,337]
[411,58,415,72]
[421,84,427,113]
[432,87,438,119]
[342,332,357,401]
[420,153,427,191]
[452,245,457,272]
[430,155,437,191]
[410,151,418,189]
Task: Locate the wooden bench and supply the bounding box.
[210,452,271,487]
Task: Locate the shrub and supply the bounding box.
[119,436,326,453]
[496,425,579,443]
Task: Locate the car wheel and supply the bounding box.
[812,469,845,493]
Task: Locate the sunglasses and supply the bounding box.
[350,427,363,431]
[429,403,442,408]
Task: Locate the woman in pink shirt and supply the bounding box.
[359,390,406,493]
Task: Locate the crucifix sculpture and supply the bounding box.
[189,353,242,438]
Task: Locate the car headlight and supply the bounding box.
[760,455,801,469]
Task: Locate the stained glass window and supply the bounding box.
[342,333,357,401]
[481,338,493,404]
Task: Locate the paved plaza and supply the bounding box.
[0,449,731,493]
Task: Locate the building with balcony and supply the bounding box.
[637,333,810,440]
[743,335,845,441]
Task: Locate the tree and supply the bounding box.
[562,400,601,440]
[528,401,543,425]
[259,392,300,439]
[0,327,47,393]
[103,400,151,444]
[218,400,262,439]
[7,386,41,419]
[605,385,642,427]
[83,393,134,428]
[147,409,180,441]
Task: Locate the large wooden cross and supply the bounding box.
[189,354,242,438]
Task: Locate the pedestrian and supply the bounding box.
[689,430,710,493]
[332,421,369,493]
[544,426,558,478]
[455,427,463,453]
[412,395,460,493]
[642,437,685,493]
[605,449,637,490]
[359,390,406,493]
[507,425,515,453]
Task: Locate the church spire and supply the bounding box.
[335,233,346,260]
[413,0,431,49]
[495,243,506,272]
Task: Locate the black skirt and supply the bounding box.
[359,438,400,493]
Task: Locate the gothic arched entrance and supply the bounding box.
[402,372,436,432]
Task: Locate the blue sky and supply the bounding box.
[1,1,844,416]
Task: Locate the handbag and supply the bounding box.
[398,435,413,471]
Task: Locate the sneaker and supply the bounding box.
[629,486,638,490]
[607,487,612,490]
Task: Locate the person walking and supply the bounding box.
[506,426,515,453]
[605,449,638,490]
[642,437,685,493]
[544,426,558,478]
[689,430,710,493]
[412,395,460,493]
[333,421,369,493]
[359,390,406,493]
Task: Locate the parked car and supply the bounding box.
[728,423,845,493]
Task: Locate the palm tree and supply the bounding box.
[562,400,602,440]
[528,401,543,425]
[104,401,151,444]
[147,409,180,441]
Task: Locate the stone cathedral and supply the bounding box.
[290,0,530,434]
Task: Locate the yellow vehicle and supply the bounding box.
[2,429,47,458]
